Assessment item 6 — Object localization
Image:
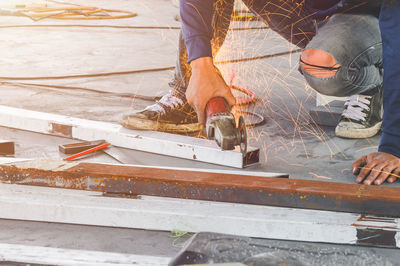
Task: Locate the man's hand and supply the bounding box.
[352,152,400,185]
[186,57,236,125]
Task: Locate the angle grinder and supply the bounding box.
[205,97,247,156]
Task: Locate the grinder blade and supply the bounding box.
[238,115,247,156]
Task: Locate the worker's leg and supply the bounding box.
[241,0,316,48]
[299,13,383,138]
[300,49,340,78]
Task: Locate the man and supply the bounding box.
[122,0,399,184]
[352,0,400,185]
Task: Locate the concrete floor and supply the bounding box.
[0,0,398,263]
[0,219,188,258]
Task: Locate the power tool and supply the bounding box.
[205,97,247,156]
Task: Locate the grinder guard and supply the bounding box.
[206,97,247,156]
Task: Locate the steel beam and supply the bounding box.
[0,105,259,168]
[0,160,399,217]
[0,183,398,248]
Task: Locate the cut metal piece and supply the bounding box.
[64,143,110,161]
[0,105,259,168]
[309,100,344,127]
[0,140,14,156]
[59,140,106,154]
[1,160,400,217]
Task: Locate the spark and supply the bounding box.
[135,1,377,179]
[309,172,332,180]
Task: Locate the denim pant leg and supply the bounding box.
[300,13,383,97]
[242,0,316,48]
[378,1,400,157]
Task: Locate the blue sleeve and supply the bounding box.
[180,0,214,63]
[378,1,400,158]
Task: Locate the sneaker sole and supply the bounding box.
[120,116,202,133]
[335,121,382,139]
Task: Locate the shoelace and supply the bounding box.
[144,91,184,115]
[342,95,372,122]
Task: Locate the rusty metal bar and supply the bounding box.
[0,160,399,217]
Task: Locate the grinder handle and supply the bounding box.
[205,97,231,118]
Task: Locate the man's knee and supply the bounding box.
[300,49,340,78]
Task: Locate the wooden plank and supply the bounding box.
[0,183,397,248]
[0,243,171,266]
[0,105,260,168]
[0,160,400,216]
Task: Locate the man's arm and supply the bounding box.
[352,1,400,185]
[180,0,236,124]
[180,0,214,62]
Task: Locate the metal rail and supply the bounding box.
[0,160,399,217]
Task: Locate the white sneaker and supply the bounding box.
[335,89,383,139]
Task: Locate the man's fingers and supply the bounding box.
[353,152,400,185]
[225,89,237,107]
[356,161,377,183]
[352,156,367,175]
[197,107,206,125]
[186,92,194,107]
[374,165,395,185]
[388,168,400,183]
[214,85,236,108]
[187,97,205,125]
[363,163,386,185]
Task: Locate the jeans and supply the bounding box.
[378,0,400,157]
[302,13,382,96]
